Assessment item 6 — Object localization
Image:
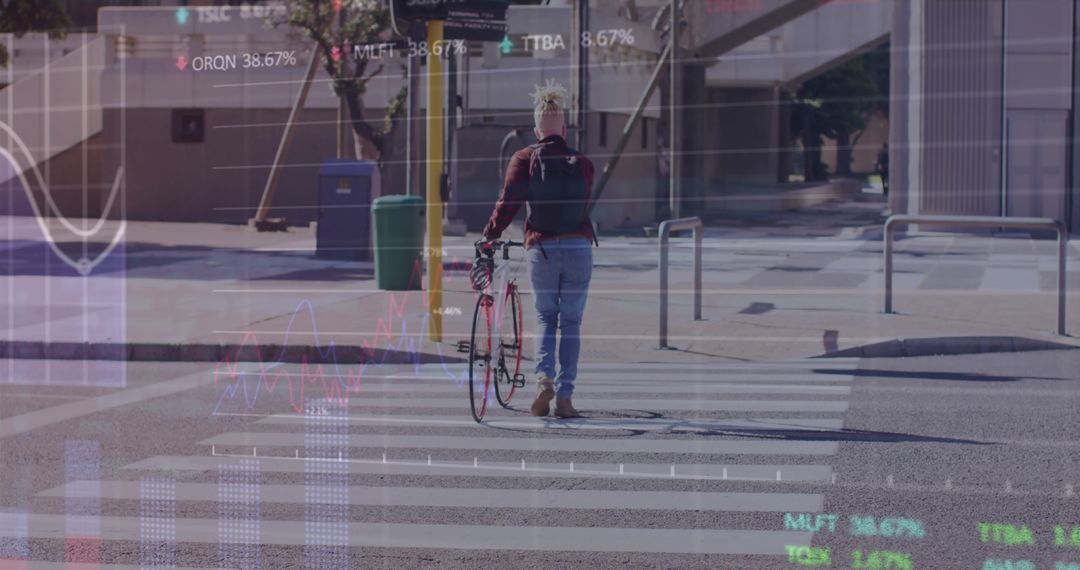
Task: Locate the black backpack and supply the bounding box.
[526,143,595,242]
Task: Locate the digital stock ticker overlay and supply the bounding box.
[1,0,1079,568]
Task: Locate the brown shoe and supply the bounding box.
[530,378,555,417]
[554,398,580,418]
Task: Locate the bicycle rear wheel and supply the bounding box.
[468,294,494,422]
[494,284,523,408]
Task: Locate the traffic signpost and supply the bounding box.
[391,0,509,41]
[387,0,509,341]
[444,1,508,41]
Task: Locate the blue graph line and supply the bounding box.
[211,298,469,415]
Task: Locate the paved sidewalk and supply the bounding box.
[1,196,1078,366]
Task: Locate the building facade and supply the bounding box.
[891,0,1080,234]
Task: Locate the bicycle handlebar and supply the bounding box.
[475,238,525,248]
[475,238,525,260]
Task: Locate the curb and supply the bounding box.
[0,341,464,365]
[816,336,1080,359]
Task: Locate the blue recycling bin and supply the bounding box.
[316,160,378,260]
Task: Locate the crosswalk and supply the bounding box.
[28,358,859,566]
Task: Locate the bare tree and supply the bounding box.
[272,0,407,171]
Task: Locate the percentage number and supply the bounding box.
[408,39,467,58]
[581,28,635,48]
[241,50,298,69]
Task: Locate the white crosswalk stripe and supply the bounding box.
[36,360,855,560]
[252,413,846,432]
[0,513,815,555]
[45,481,825,512]
[200,432,842,455]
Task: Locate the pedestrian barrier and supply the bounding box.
[658,216,703,348]
[883,215,1068,336]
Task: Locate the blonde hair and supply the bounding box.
[531,78,568,135]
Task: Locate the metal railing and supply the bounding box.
[658,216,703,348]
[884,214,1068,336]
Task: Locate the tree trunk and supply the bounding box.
[835,129,852,176]
[351,130,379,162]
[342,87,380,161]
[806,144,824,182]
[374,128,400,197]
[342,91,388,198]
[798,104,828,182]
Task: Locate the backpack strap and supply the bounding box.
[527,143,547,182]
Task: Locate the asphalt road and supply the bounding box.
[0,349,1075,568]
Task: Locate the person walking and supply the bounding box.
[480,79,597,418]
[876,143,889,197]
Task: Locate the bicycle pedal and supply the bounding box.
[456,340,470,353]
[511,373,526,388]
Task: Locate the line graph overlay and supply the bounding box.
[212,259,470,414]
[0,32,127,388]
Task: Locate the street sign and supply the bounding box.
[446,1,508,21]
[390,0,508,42]
[443,19,507,42]
[391,0,507,22]
[390,0,448,21]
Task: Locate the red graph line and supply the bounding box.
[212,256,469,414]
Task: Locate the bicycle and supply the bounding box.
[462,238,526,423]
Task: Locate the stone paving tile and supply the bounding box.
[919,265,986,290]
[978,268,1041,292]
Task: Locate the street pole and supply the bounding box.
[668,0,681,219]
[447,46,457,224]
[337,98,347,159]
[426,20,445,342]
[570,0,589,151]
[253,48,319,225]
[407,22,423,197]
[335,4,347,159]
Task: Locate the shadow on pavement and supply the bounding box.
[477,410,987,444]
[708,427,990,444]
[1,240,377,281]
[814,368,1068,382]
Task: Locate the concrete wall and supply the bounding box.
[892,0,1077,231]
[1074,2,1080,233]
[3,1,913,230]
[102,103,659,231]
[705,0,891,87]
[1002,0,1072,221]
[921,0,1004,217]
[588,111,659,230]
[0,133,104,221]
[703,87,780,188]
[103,107,409,226]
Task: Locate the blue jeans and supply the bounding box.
[527,237,592,398]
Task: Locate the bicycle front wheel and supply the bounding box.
[468,294,494,422]
[494,284,523,408]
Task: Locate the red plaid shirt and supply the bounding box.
[482,135,595,249]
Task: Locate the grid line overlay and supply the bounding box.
[139,477,176,568]
[0,508,28,566]
[219,459,262,570]
[305,399,350,568]
[64,440,100,564]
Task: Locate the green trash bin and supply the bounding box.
[372,195,425,290]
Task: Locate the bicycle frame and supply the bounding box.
[483,251,520,345]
